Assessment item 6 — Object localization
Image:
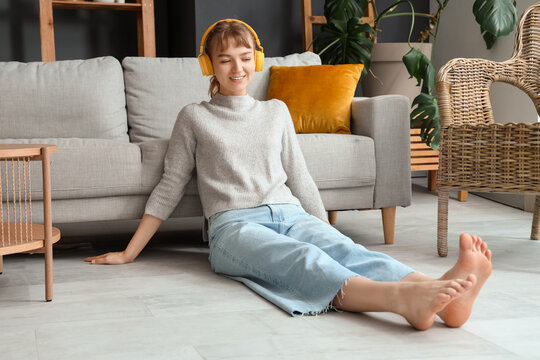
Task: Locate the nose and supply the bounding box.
[232,59,243,72]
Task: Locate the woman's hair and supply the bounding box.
[204,20,257,98]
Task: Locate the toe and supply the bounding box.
[481,241,488,254]
[438,293,452,303]
[486,249,492,261]
[454,279,470,291]
[475,237,482,252]
[459,233,474,250]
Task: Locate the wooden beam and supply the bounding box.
[137,0,156,57]
[52,1,141,11]
[301,0,313,51]
[39,0,56,62]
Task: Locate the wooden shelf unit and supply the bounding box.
[301,0,375,51]
[39,0,156,62]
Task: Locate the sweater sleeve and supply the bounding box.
[144,105,197,221]
[279,102,328,221]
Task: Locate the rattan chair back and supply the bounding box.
[437,3,539,127]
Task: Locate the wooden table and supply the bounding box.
[0,144,61,301]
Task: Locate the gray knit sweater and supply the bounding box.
[144,94,327,222]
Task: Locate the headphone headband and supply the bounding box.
[198,19,264,57]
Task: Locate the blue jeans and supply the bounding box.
[208,204,415,315]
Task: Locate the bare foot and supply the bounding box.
[438,233,493,327]
[397,276,475,330]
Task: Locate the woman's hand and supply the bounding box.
[84,214,163,266]
[85,251,132,265]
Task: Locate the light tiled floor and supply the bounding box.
[1,181,539,359]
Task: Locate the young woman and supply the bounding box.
[86,19,493,330]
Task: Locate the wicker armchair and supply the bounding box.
[436,3,540,257]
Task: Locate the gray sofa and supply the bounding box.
[0,52,411,243]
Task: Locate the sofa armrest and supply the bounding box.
[351,95,411,209]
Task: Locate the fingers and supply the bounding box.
[85,252,130,265]
[91,256,110,265]
[84,253,113,265]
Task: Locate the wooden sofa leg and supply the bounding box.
[531,195,539,240]
[328,211,338,225]
[381,207,396,245]
[0,255,3,274]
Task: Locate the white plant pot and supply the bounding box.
[361,42,433,105]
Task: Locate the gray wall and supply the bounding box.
[0,0,428,62]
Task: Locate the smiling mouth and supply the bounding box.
[230,75,246,80]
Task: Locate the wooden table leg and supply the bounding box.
[457,191,468,202]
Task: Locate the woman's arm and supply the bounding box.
[85,214,163,265]
[86,105,198,265]
[279,102,328,222]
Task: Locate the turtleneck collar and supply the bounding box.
[210,93,256,111]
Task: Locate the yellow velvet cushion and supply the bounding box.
[267,64,364,134]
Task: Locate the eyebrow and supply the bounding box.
[217,51,253,58]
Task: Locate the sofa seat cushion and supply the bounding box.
[0,138,142,201]
[138,133,375,194]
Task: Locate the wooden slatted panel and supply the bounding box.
[410,129,439,171]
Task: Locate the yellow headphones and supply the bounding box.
[198,19,265,76]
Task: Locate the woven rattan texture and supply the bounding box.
[437,5,540,128]
[435,3,540,256]
[438,123,540,191]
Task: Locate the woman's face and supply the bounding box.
[211,40,255,96]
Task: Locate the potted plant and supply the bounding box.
[314,0,518,150]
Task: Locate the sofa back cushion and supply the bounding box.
[122,52,321,143]
[0,57,128,141]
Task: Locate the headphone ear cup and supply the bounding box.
[198,54,214,76]
[254,50,265,72]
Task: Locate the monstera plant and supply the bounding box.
[315,0,518,150]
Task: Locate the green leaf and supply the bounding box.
[324,0,369,20]
[482,30,497,49]
[315,16,374,78]
[410,92,440,150]
[473,0,517,47]
[402,48,435,94]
